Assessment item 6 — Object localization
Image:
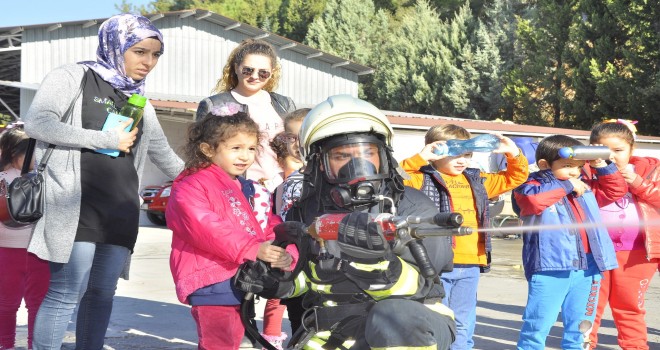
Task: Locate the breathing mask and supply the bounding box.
[320,134,389,210]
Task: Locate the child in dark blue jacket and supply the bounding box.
[513,135,626,350]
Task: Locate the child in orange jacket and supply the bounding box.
[400,124,528,350]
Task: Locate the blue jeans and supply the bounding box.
[32,242,130,350]
[441,266,480,350]
[517,254,602,350]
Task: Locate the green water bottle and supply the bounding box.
[120,94,146,131]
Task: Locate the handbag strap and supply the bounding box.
[22,73,88,175]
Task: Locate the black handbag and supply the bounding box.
[0,75,86,227]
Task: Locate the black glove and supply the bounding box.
[273,221,307,246]
[232,260,293,299]
[337,212,389,263]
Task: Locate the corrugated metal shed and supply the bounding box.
[0,9,373,116]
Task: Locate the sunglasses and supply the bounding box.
[240,66,272,80]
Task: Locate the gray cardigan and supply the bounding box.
[24,64,184,263]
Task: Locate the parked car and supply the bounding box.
[140,181,172,226]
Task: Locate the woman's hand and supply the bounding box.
[114,119,138,153]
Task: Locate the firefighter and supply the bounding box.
[235,95,457,349]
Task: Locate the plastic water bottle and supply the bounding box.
[558,146,611,160]
[97,94,146,157]
[120,94,146,131]
[432,134,501,156]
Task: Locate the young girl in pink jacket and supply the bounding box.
[588,120,660,349]
[167,103,293,349]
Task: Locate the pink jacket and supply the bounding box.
[167,165,283,304]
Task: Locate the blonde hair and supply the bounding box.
[212,39,281,93]
[284,108,310,132]
[425,124,471,144]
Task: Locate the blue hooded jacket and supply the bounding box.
[513,165,623,280]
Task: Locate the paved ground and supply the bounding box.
[14,225,660,349]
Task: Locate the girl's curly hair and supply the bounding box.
[269,131,290,163]
[212,39,281,94]
[183,111,262,171]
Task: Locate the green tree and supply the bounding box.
[505,0,578,127]
[278,0,326,42]
[440,3,503,119]
[372,0,414,13]
[305,0,389,66]
[145,0,282,31]
[567,0,659,136]
[115,0,156,14]
[368,0,453,114]
[482,0,527,121]
[145,0,196,12]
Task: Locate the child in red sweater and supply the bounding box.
[589,120,660,350]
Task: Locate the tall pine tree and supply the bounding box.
[505,0,578,127]
[278,0,326,42]
[368,0,453,114]
[442,3,502,119]
[567,0,659,135]
[305,0,389,66]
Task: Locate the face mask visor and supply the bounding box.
[322,142,388,184]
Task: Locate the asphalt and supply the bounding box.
[14,224,660,350]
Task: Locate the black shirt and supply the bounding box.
[75,69,144,251]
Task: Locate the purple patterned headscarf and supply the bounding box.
[79,14,163,95]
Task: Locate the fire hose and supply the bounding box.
[240,212,472,350]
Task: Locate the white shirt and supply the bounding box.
[231,90,284,191]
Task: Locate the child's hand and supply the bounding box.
[620,166,638,184]
[568,178,590,197]
[419,141,447,162]
[257,241,288,264]
[588,143,612,168]
[270,252,294,271]
[492,134,521,157]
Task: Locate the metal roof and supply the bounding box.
[0,30,21,119]
[0,9,374,75]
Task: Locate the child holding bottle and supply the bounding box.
[588,120,660,350]
[514,134,626,349]
[401,124,529,350]
[167,103,294,349]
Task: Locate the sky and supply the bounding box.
[0,0,154,28]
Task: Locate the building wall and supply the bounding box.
[19,16,359,116]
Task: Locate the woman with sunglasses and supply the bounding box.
[196,39,296,193]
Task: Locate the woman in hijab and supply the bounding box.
[23,14,183,349]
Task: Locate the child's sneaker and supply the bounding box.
[261,332,287,350]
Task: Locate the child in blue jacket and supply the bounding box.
[513,135,626,350]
